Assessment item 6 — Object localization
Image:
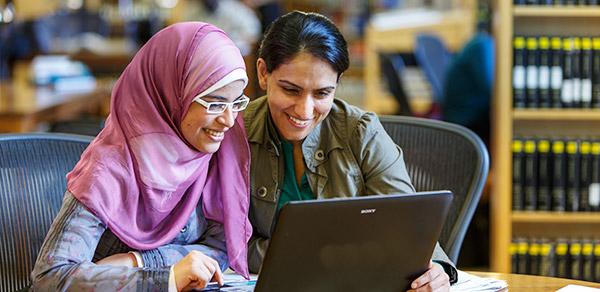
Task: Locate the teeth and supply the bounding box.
[289,115,309,126]
[204,129,224,138]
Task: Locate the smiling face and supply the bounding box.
[180,80,245,153]
[257,52,338,142]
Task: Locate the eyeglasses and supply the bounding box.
[194,96,250,114]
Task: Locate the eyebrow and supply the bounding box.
[277,80,335,92]
[202,93,245,102]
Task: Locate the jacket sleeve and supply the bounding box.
[247,234,270,274]
[31,192,170,291]
[351,113,458,284]
[432,242,458,284]
[139,219,228,270]
[350,112,415,195]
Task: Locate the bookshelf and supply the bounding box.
[513,109,600,120]
[490,2,600,273]
[513,6,600,17]
[512,212,600,224]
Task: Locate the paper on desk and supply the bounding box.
[450,270,508,292]
[222,273,258,283]
[370,8,443,31]
[556,284,600,292]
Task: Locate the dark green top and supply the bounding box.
[277,139,314,211]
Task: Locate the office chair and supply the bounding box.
[49,116,106,137]
[33,9,110,53]
[379,115,489,264]
[380,53,414,116]
[414,34,452,108]
[0,133,93,291]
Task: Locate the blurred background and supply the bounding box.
[0,0,492,271]
[4,0,600,282]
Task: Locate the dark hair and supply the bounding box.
[258,11,349,80]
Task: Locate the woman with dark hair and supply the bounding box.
[244,11,456,291]
[31,22,252,291]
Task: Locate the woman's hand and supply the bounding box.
[174,250,223,291]
[95,253,137,267]
[407,260,450,292]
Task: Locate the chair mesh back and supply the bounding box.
[379,116,489,264]
[0,134,92,291]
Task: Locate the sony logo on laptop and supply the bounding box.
[360,208,376,214]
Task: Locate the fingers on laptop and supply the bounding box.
[175,250,224,291]
[407,261,450,292]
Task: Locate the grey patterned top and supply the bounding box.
[31,191,228,291]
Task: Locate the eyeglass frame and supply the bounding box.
[193,95,250,114]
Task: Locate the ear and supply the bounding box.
[256,58,268,91]
[337,72,344,83]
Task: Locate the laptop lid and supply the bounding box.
[254,190,453,292]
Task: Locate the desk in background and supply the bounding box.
[0,62,112,133]
[470,271,600,291]
[363,3,475,114]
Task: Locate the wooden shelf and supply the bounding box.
[491,1,600,273]
[513,109,600,121]
[514,6,600,17]
[512,211,600,224]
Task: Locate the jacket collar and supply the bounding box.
[244,96,347,166]
[244,96,281,156]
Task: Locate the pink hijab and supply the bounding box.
[66,22,252,277]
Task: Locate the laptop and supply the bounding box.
[201,190,453,292]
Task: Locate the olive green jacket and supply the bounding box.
[243,96,457,282]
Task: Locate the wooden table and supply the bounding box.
[0,62,112,133]
[471,271,600,291]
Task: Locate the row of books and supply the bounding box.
[512,137,600,211]
[514,0,600,5]
[512,36,600,108]
[511,237,600,282]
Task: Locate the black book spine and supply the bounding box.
[593,38,600,108]
[590,142,600,211]
[580,141,592,211]
[514,0,527,4]
[514,37,527,108]
[581,38,593,108]
[513,139,525,210]
[551,37,564,108]
[539,37,552,108]
[566,140,581,211]
[572,38,582,108]
[518,239,530,274]
[556,239,570,278]
[562,38,575,108]
[571,240,583,280]
[540,239,556,276]
[527,38,540,108]
[553,140,567,211]
[594,241,600,282]
[582,240,594,282]
[538,139,552,210]
[525,139,539,210]
[529,240,541,275]
[511,240,519,273]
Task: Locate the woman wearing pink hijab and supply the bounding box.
[31,22,252,291]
